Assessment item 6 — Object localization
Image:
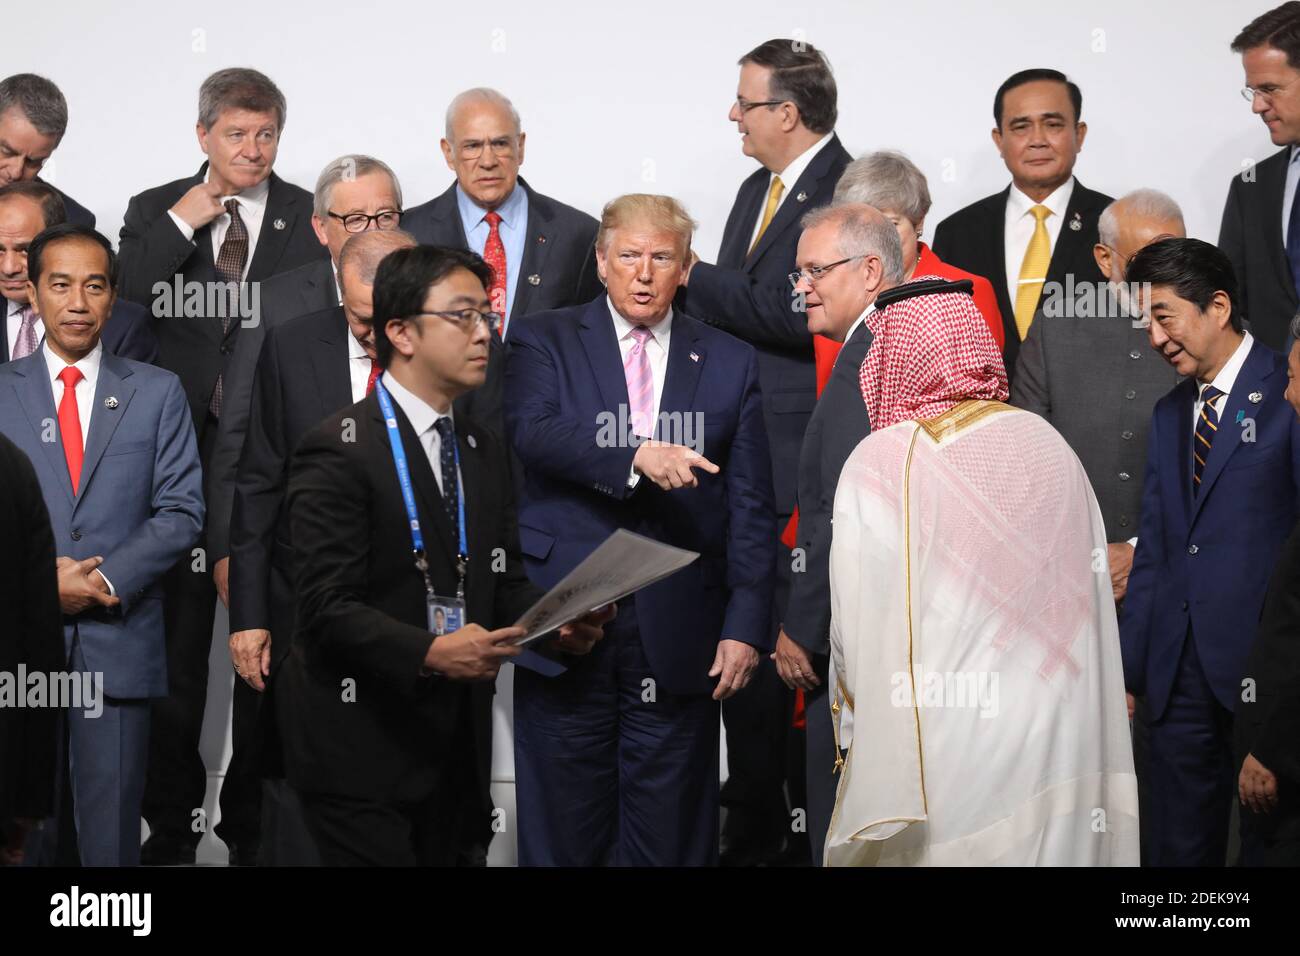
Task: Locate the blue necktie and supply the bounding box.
[1193,384,1224,494]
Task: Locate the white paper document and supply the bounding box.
[511,529,699,645]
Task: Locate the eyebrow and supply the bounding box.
[46,271,109,283]
[1008,111,1068,124]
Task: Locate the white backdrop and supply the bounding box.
[12,0,1271,864]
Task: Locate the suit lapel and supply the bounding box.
[987,187,1012,312]
[744,134,845,271]
[188,163,218,281]
[455,418,485,579]
[1,296,11,362]
[1192,341,1273,526]
[1266,149,1293,299]
[246,173,297,282]
[10,354,74,505]
[1172,382,1194,524]
[578,296,631,413]
[74,353,136,509]
[656,316,706,435]
[718,171,767,269]
[1044,180,1094,290]
[425,184,471,248]
[309,308,354,417]
[512,180,552,319]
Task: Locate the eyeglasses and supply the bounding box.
[457,137,519,160]
[405,308,503,334]
[735,97,786,114]
[1242,80,1296,103]
[788,256,865,288]
[327,209,402,233]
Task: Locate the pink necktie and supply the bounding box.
[12,305,38,359]
[624,326,655,439]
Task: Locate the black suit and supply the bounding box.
[1219,146,1296,351]
[402,177,602,326]
[207,256,338,562]
[117,162,327,858]
[932,177,1112,378]
[1235,520,1300,865]
[2,297,159,365]
[679,134,851,862]
[0,433,63,830]
[37,180,95,228]
[279,390,542,865]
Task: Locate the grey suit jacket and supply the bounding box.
[1011,300,1181,541]
[0,349,204,698]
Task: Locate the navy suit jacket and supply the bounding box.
[1120,339,1300,719]
[2,296,159,365]
[0,349,204,699]
[681,134,852,516]
[505,296,776,696]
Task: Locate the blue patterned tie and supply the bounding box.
[1193,384,1224,494]
[434,417,459,528]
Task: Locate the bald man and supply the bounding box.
[402,87,601,336]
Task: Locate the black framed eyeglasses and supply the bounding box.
[735,97,785,113]
[405,309,503,334]
[788,256,865,288]
[327,209,403,233]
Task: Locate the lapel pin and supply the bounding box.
[104,396,118,409]
[1236,409,1245,423]
[1068,212,1082,231]
[528,274,541,286]
[273,218,286,231]
[467,434,477,449]
[537,235,547,244]
[796,191,808,203]
[1249,391,1263,403]
[689,351,700,363]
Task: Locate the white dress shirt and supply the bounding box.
[346,332,374,403]
[747,131,835,252]
[1191,331,1254,442]
[6,298,44,359]
[1004,177,1076,308]
[43,340,114,594]
[842,302,876,347]
[1283,146,1300,247]
[379,369,459,498]
[167,171,270,281]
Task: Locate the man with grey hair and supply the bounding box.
[117,66,327,866]
[0,73,94,226]
[402,87,601,337]
[779,202,985,863]
[1012,188,1184,604]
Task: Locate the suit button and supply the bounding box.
[1181,600,1189,611]
[71,530,82,541]
[1119,516,1130,527]
[1188,544,1199,555]
[1125,389,1137,400]
[1130,350,1142,360]
[1121,430,1134,440]
[220,345,231,355]
[1118,471,1131,481]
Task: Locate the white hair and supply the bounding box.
[800,202,905,285]
[832,150,931,224]
[1098,189,1184,248]
[444,87,521,142]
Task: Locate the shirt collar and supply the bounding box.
[844,301,876,344]
[206,167,271,210]
[607,297,673,341]
[42,338,103,385]
[379,368,452,436]
[1008,176,1076,220]
[7,298,28,318]
[1291,145,1300,165]
[772,131,834,190]
[1205,331,1254,396]
[346,327,368,361]
[456,179,526,228]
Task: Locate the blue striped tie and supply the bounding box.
[1193,384,1224,493]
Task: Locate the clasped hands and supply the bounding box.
[56,556,118,615]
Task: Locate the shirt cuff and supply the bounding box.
[167,209,197,242]
[1126,537,1138,549]
[626,465,641,489]
[95,569,116,597]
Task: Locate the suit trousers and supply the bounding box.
[803,652,837,866]
[1146,630,1238,866]
[514,595,721,866]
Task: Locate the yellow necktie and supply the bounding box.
[749,175,785,255]
[1014,204,1052,340]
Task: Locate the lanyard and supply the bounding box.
[374,378,468,598]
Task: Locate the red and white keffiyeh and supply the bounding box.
[858,275,1009,430]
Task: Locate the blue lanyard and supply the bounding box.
[374,378,468,596]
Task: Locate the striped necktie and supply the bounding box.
[1193,384,1224,493]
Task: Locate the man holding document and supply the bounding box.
[280,244,609,866]
[505,194,777,865]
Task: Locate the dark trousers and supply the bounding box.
[803,653,837,866]
[1146,633,1237,866]
[720,538,793,857]
[299,786,477,867]
[514,597,720,866]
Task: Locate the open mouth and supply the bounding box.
[631,292,654,305]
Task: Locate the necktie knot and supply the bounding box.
[630,325,653,347]
[58,365,83,389]
[225,198,240,217]
[1030,204,1051,223]
[1200,384,1225,407]
[434,416,455,444]
[485,210,502,228]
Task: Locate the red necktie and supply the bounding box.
[366,358,381,395]
[483,211,507,335]
[57,366,85,493]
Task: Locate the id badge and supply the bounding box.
[427,594,466,637]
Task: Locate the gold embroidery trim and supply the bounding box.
[918,399,1015,443]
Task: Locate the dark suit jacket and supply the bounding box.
[1012,300,1181,541]
[37,180,95,228]
[117,163,328,442]
[1120,339,1300,720]
[932,177,1113,378]
[228,305,504,652]
[681,134,852,517]
[206,255,337,559]
[279,391,540,856]
[1219,146,1296,351]
[401,177,602,326]
[0,432,63,822]
[2,297,159,365]
[505,296,776,694]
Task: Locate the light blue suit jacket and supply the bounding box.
[0,347,204,699]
